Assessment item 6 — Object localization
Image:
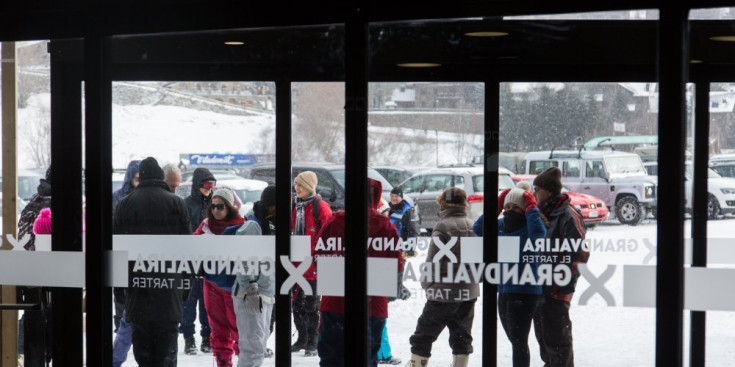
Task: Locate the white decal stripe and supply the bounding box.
[623,265,656,308]
[112,235,275,260]
[317,257,399,297]
[0,251,84,287]
[498,236,521,263]
[685,268,735,311]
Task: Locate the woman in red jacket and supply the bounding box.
[195,187,245,367]
[289,171,333,356]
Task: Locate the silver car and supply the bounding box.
[397,165,515,232]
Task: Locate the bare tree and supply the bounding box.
[19,100,51,168]
[292,83,345,163]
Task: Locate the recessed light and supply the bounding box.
[691,59,703,64]
[465,31,509,37]
[224,41,244,46]
[397,63,442,68]
[709,36,735,42]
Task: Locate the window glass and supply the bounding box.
[586,160,606,178]
[530,160,558,174]
[563,160,582,177]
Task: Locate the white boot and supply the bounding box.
[450,354,469,367]
[409,353,429,367]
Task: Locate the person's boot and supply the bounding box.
[304,335,318,357]
[410,354,429,367]
[184,336,197,355]
[214,354,233,367]
[450,354,469,367]
[200,335,212,353]
[290,336,307,352]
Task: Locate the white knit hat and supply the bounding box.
[213,186,236,208]
[503,188,526,209]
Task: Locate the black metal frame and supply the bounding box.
[15,1,732,366]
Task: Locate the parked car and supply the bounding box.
[370,165,432,188]
[176,177,268,217]
[0,170,45,202]
[511,174,610,226]
[524,150,657,225]
[247,162,413,212]
[709,154,735,179]
[396,165,515,232]
[181,169,242,183]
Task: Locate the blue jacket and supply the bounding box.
[497,208,547,295]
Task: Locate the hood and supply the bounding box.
[191,168,216,189]
[120,160,141,196]
[707,177,735,190]
[608,174,658,185]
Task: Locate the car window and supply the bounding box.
[425,174,451,192]
[452,175,466,189]
[236,189,263,203]
[529,160,557,174]
[18,175,43,201]
[562,160,581,177]
[473,175,484,192]
[498,174,516,191]
[586,160,606,178]
[401,176,425,193]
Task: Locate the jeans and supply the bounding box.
[409,299,477,358]
[180,277,210,338]
[533,297,574,367]
[317,312,385,367]
[498,293,542,367]
[112,312,133,367]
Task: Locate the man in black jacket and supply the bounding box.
[532,167,588,367]
[181,167,216,353]
[113,157,191,367]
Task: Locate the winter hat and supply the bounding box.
[516,181,532,191]
[533,167,562,196]
[390,187,403,198]
[437,187,468,209]
[138,157,164,181]
[368,177,383,209]
[294,171,318,194]
[260,185,276,207]
[503,188,527,209]
[33,208,52,235]
[213,186,236,208]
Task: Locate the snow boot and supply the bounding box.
[184,336,197,355]
[264,348,274,358]
[214,354,233,367]
[290,337,307,352]
[450,354,469,367]
[409,354,429,367]
[200,335,212,353]
[378,356,402,365]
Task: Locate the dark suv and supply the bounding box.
[247,162,412,211]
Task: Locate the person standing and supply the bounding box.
[196,186,246,367]
[491,188,547,367]
[113,157,191,367]
[111,159,141,333]
[387,187,419,244]
[290,171,332,356]
[531,167,588,367]
[409,187,479,367]
[315,178,403,367]
[228,185,277,367]
[182,167,216,354]
[16,167,53,367]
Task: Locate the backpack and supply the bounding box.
[313,196,322,233]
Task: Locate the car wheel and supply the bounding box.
[708,194,721,220]
[616,196,643,226]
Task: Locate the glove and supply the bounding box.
[522,190,538,213]
[244,283,263,315]
[498,188,511,215]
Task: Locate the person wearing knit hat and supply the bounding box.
[33,207,52,235]
[212,186,236,209]
[138,157,165,181]
[290,171,333,356]
[515,181,532,191]
[496,185,546,367]
[294,171,318,196]
[530,166,588,367]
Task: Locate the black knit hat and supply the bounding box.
[390,187,403,198]
[533,167,562,196]
[260,185,276,207]
[139,157,164,181]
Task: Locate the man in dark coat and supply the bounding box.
[181,167,216,353]
[531,167,588,367]
[112,160,141,218]
[113,157,191,367]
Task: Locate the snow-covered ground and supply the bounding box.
[110,217,735,367]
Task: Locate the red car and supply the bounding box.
[510,174,609,226]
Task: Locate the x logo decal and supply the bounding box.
[431,236,458,263]
[578,264,616,306]
[279,255,313,296]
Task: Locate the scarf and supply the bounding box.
[502,210,527,232]
[294,195,315,235]
[206,215,245,235]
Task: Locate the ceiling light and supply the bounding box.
[690,59,703,64]
[224,41,244,46]
[464,31,509,37]
[709,36,735,42]
[397,63,442,68]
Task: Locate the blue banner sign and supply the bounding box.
[188,154,258,166]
